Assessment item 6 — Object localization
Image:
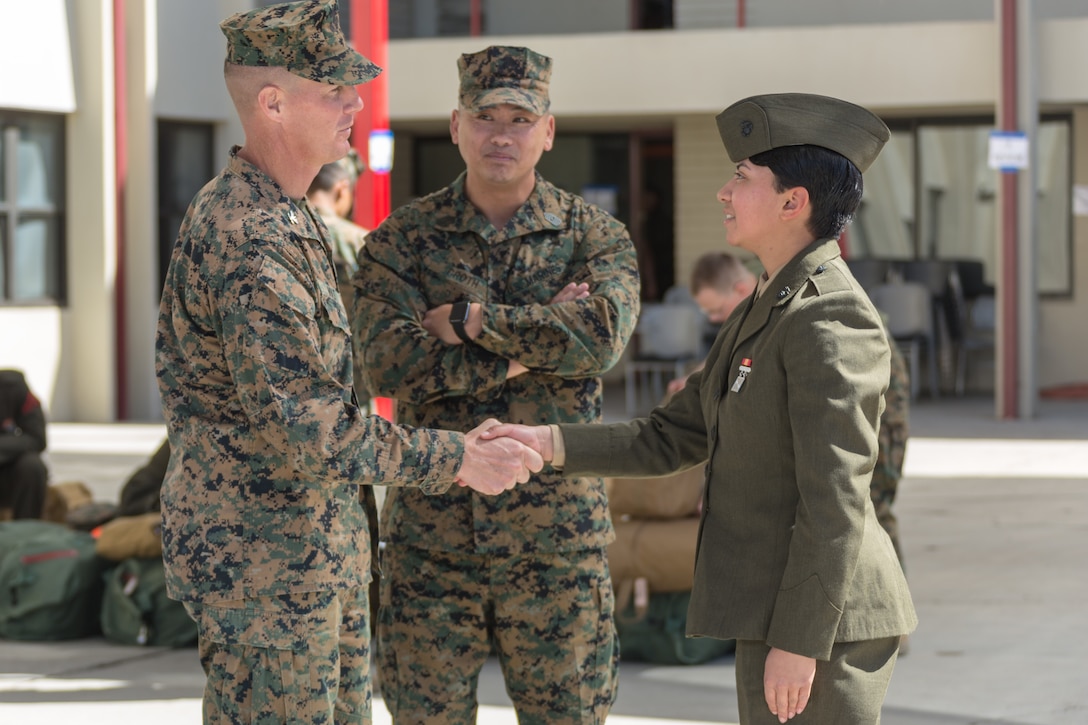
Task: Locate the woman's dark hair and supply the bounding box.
[749,145,864,240]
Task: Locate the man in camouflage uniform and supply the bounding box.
[306,149,369,312]
[352,45,640,724]
[154,5,542,723]
[872,317,910,569]
[306,150,372,403]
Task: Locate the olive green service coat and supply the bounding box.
[561,239,917,661]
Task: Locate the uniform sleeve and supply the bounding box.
[221,238,463,492]
[475,211,640,377]
[765,291,889,658]
[352,217,512,405]
[559,370,709,477]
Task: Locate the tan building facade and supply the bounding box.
[1,0,1085,420]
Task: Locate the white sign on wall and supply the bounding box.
[1073,185,1088,217]
[988,131,1029,172]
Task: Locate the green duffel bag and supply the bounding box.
[100,556,197,647]
[616,589,735,666]
[0,520,107,640]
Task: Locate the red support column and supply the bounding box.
[113,0,128,420]
[997,0,1020,419]
[470,0,482,36]
[350,0,390,232]
[349,0,394,421]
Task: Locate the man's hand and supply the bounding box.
[422,303,483,344]
[667,361,705,395]
[764,647,815,723]
[666,373,691,395]
[481,423,553,463]
[549,282,590,304]
[507,361,530,379]
[456,418,544,495]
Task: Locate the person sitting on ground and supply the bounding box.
[0,369,48,521]
[306,149,369,311]
[667,251,758,395]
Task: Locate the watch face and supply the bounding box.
[452,302,470,323]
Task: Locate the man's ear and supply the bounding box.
[257,83,285,120]
[333,178,355,217]
[449,109,460,144]
[543,114,555,152]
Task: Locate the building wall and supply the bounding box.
[3,6,1087,419]
[123,0,248,421]
[674,113,740,286]
[388,22,999,120]
[487,0,627,35]
[63,0,118,422]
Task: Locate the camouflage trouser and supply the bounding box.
[377,545,618,725]
[184,586,371,724]
[872,419,908,570]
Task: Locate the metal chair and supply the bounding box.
[845,258,891,292]
[868,280,940,400]
[946,270,995,395]
[624,303,702,416]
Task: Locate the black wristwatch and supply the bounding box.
[449,301,473,343]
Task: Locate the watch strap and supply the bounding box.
[450,301,473,344]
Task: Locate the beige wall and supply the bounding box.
[389,20,1088,393]
[123,0,160,421]
[5,10,1087,420]
[389,21,1000,120]
[673,113,743,288]
[63,0,118,422]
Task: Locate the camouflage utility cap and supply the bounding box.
[458,46,551,116]
[716,93,890,172]
[221,0,381,86]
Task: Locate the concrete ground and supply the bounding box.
[1,393,1086,724]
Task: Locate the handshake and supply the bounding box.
[454,419,555,496]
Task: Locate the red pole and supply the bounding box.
[737,0,746,28]
[350,0,390,232]
[470,0,482,36]
[349,0,394,421]
[113,0,128,420]
[998,0,1019,419]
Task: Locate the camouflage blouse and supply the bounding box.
[353,172,640,556]
[155,148,462,603]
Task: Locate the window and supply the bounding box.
[636,0,674,29]
[158,121,215,291]
[412,130,678,299]
[414,131,632,222]
[391,0,477,39]
[854,117,1071,296]
[0,112,66,304]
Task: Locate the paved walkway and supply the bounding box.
[1,395,1086,724]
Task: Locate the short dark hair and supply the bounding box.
[307,161,352,197]
[749,144,863,240]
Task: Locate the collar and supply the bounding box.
[227,146,321,241]
[432,171,572,242]
[759,238,842,306]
